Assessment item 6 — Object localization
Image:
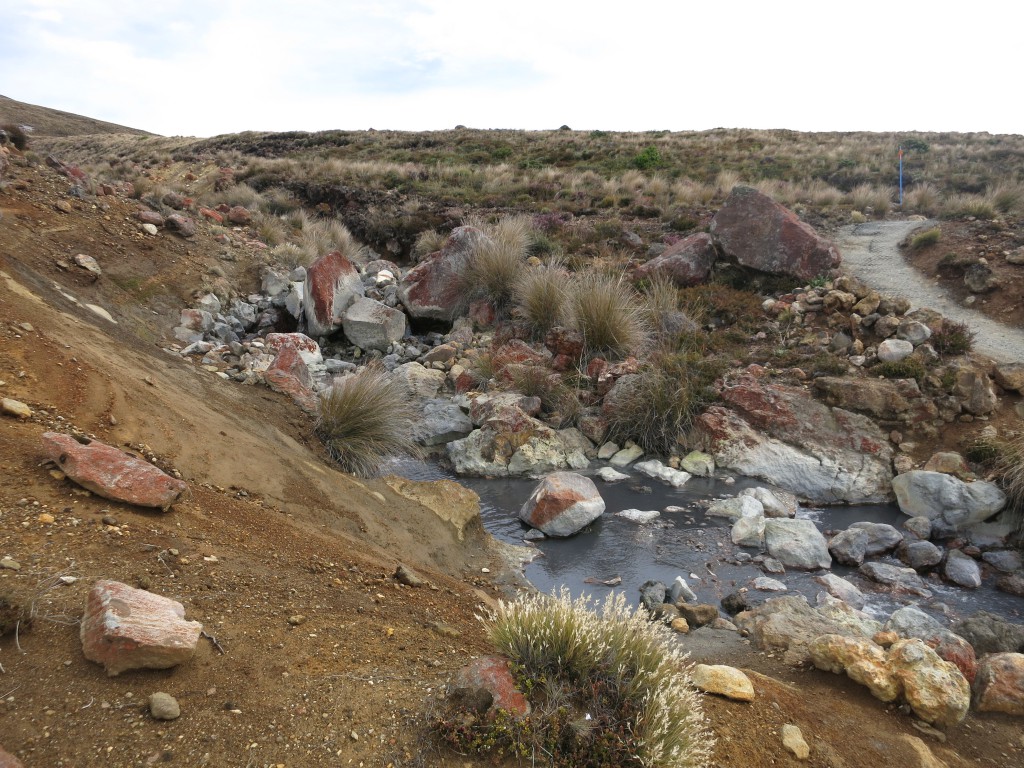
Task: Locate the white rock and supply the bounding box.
[596,467,630,482]
[634,459,692,487]
[707,495,763,520]
[617,508,660,524]
[609,444,644,467]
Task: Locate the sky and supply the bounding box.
[2,0,1020,138]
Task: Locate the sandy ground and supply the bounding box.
[0,158,1022,767]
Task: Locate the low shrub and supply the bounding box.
[315,367,419,477]
[567,272,648,358]
[931,319,975,356]
[872,357,927,383]
[909,227,941,250]
[633,146,663,170]
[437,589,712,768]
[1,124,29,151]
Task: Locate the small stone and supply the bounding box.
[149,692,181,720]
[782,724,810,760]
[670,617,690,634]
[1,398,32,419]
[395,564,425,587]
[37,513,55,524]
[288,615,306,626]
[0,557,21,571]
[692,664,755,701]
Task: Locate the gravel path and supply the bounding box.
[834,220,1024,363]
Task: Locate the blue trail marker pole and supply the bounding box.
[899,146,904,207]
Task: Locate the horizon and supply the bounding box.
[2,1,1021,139]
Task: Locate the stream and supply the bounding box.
[391,458,1024,625]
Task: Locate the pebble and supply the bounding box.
[149,692,181,720]
[288,615,306,626]
[0,557,21,571]
[1,398,32,419]
[782,724,810,760]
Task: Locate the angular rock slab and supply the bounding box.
[41,432,188,510]
[399,226,491,321]
[80,580,202,676]
[972,652,1024,715]
[519,472,605,537]
[341,296,407,352]
[892,470,1006,529]
[304,249,364,337]
[764,518,831,570]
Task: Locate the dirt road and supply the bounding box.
[835,220,1024,363]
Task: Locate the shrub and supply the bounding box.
[872,357,927,383]
[633,146,663,171]
[931,319,975,356]
[456,589,713,768]
[315,368,419,477]
[513,259,570,338]
[567,273,648,358]
[996,433,1024,538]
[909,227,941,250]
[1,124,29,151]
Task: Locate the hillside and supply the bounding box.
[2,116,1024,767]
[0,94,151,137]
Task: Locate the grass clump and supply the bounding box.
[315,367,419,477]
[513,258,570,338]
[567,272,648,358]
[931,319,975,356]
[456,215,534,314]
[872,357,927,383]
[438,588,712,768]
[909,227,941,250]
[996,433,1024,538]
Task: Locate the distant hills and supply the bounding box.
[0,94,152,137]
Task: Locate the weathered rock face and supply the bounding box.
[885,606,977,683]
[341,296,406,351]
[80,580,202,676]
[892,471,1006,529]
[633,232,717,287]
[809,634,899,701]
[764,518,831,570]
[695,373,893,504]
[739,486,797,518]
[953,611,1024,656]
[710,186,841,281]
[994,362,1024,392]
[519,472,605,537]
[453,656,530,718]
[813,376,937,423]
[399,226,490,321]
[954,368,997,416]
[972,653,1024,715]
[41,433,188,510]
[304,250,364,337]
[414,399,474,446]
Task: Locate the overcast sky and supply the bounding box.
[3,1,1019,138]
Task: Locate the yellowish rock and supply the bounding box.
[692,664,755,701]
[2,397,32,419]
[670,617,690,634]
[781,724,810,760]
[38,513,55,524]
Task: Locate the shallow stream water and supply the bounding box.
[391,458,1024,624]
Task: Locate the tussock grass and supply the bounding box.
[413,228,447,259]
[905,183,941,216]
[997,433,1024,537]
[462,588,713,768]
[909,227,941,250]
[456,215,534,314]
[941,193,996,220]
[513,258,570,338]
[315,368,419,477]
[567,272,648,358]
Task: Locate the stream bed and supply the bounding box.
[391,458,1024,624]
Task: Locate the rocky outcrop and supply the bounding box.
[399,226,490,321]
[519,472,605,537]
[813,376,937,423]
[304,250,364,337]
[41,433,188,510]
[885,606,977,682]
[695,372,893,504]
[892,471,1006,529]
[80,580,202,676]
[264,343,318,413]
[633,232,717,287]
[710,186,841,280]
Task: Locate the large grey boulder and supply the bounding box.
[892,470,1006,529]
[414,399,474,446]
[519,472,605,537]
[827,528,869,567]
[739,486,797,518]
[944,549,982,588]
[764,518,831,570]
[859,562,931,596]
[341,297,407,351]
[898,539,944,570]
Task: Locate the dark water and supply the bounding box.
[388,458,1024,624]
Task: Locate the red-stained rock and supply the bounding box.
[634,232,717,286]
[226,205,252,225]
[264,332,323,365]
[973,653,1024,715]
[0,745,23,768]
[399,226,491,321]
[454,656,530,718]
[519,471,605,536]
[80,580,202,677]
[303,250,364,337]
[199,207,224,223]
[161,191,186,210]
[469,392,542,427]
[711,186,841,281]
[467,299,496,328]
[46,154,89,184]
[264,345,318,413]
[454,369,480,394]
[98,183,115,196]
[40,433,188,510]
[165,213,196,238]
[136,210,164,226]
[544,326,584,360]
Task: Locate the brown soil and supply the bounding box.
[1,157,1022,768]
[903,217,1024,329]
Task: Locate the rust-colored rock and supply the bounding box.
[264,345,318,413]
[136,210,165,226]
[165,213,196,238]
[304,250,363,337]
[0,745,22,768]
[634,232,717,286]
[973,652,1024,715]
[711,185,840,281]
[399,226,491,321]
[41,432,188,510]
[519,471,605,536]
[453,656,530,718]
[226,205,252,225]
[80,580,202,676]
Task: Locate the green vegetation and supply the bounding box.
[437,589,712,768]
[315,368,419,477]
[909,227,941,250]
[456,215,534,314]
[872,357,927,383]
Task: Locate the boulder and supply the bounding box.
[680,450,715,477]
[710,186,840,281]
[633,232,717,286]
[739,486,797,518]
[888,639,970,727]
[814,573,865,609]
[981,550,1023,573]
[633,459,691,487]
[898,539,944,570]
[304,250,364,337]
[813,376,936,422]
[943,549,982,588]
[264,343,318,413]
[858,562,931,597]
[639,580,667,610]
[993,362,1024,392]
[692,664,755,701]
[80,580,202,676]
[413,399,473,446]
[40,433,188,511]
[678,603,719,628]
[953,612,1024,656]
[885,606,977,682]
[453,656,530,718]
[164,213,196,237]
[392,362,446,401]
[264,332,322,366]
[764,518,831,570]
[848,522,903,556]
[399,226,490,321]
[954,368,997,416]
[809,634,899,701]
[341,296,407,351]
[519,472,605,537]
[731,513,766,548]
[892,471,1006,529]
[828,528,869,566]
[972,653,1024,715]
[877,339,914,362]
[695,374,893,504]
[707,495,763,520]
